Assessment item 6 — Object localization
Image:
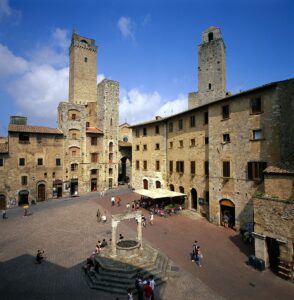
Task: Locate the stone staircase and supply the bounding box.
[84,244,170,294]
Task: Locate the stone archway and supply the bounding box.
[191,188,197,209]
[220,199,235,228]
[37,183,46,202]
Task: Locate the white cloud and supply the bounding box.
[0,44,29,77]
[117,16,135,39]
[52,28,69,50]
[0,0,21,22]
[119,88,187,125]
[97,74,105,84]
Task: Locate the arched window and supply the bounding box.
[208,32,214,41]
[109,142,113,152]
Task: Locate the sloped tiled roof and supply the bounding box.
[86,127,103,134]
[8,124,62,135]
[0,143,8,153]
[264,164,294,175]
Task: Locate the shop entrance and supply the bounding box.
[70,180,78,196]
[266,237,280,273]
[37,184,46,201]
[191,188,197,209]
[220,199,235,228]
[0,194,6,209]
[18,190,29,206]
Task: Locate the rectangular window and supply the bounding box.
[223,161,230,178]
[223,134,230,143]
[36,135,42,143]
[143,127,147,136]
[191,161,196,174]
[190,115,196,128]
[204,161,209,176]
[155,125,159,134]
[248,162,267,180]
[72,150,77,157]
[37,158,43,166]
[72,132,77,140]
[204,111,208,124]
[135,128,140,137]
[222,105,230,119]
[91,169,97,175]
[136,160,140,170]
[251,97,262,114]
[169,141,173,149]
[169,161,173,173]
[252,129,263,140]
[143,144,147,151]
[19,158,25,166]
[190,138,196,147]
[143,160,147,170]
[91,153,98,163]
[86,121,90,128]
[0,158,3,167]
[136,145,139,151]
[156,160,160,171]
[71,114,76,120]
[155,143,160,150]
[179,140,183,148]
[19,133,30,144]
[169,122,173,133]
[56,158,61,166]
[91,137,97,145]
[21,176,28,185]
[71,164,78,171]
[109,153,113,163]
[205,137,209,144]
[178,119,183,130]
[176,161,184,173]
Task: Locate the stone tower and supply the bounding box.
[69,32,98,104]
[189,26,227,109]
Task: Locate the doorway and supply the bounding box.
[70,180,78,196]
[191,188,197,209]
[18,190,29,206]
[220,199,235,228]
[0,194,6,209]
[266,237,280,273]
[91,178,97,191]
[37,184,46,201]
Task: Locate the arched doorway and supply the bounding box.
[143,179,148,190]
[220,199,235,228]
[191,188,197,209]
[37,183,46,201]
[179,186,184,193]
[169,184,174,191]
[18,190,29,206]
[0,194,6,209]
[155,181,161,188]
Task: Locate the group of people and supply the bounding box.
[191,240,204,267]
[111,196,122,207]
[94,238,110,254]
[133,273,156,300]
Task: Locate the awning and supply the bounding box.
[134,188,186,199]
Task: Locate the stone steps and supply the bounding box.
[84,247,170,294]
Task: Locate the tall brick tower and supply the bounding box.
[69,32,97,104]
[189,26,227,109]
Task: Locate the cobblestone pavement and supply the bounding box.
[0,186,293,300]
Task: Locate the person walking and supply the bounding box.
[2,209,7,219]
[195,246,203,267]
[111,196,115,206]
[35,250,45,264]
[127,288,133,300]
[149,275,155,300]
[96,209,101,222]
[149,212,154,225]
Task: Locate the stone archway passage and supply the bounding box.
[191,188,197,209]
[220,199,235,228]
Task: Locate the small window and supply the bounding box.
[251,97,262,114]
[0,158,3,167]
[156,160,160,171]
[19,158,25,166]
[155,125,160,134]
[143,160,147,170]
[86,122,90,127]
[109,168,113,176]
[36,135,42,143]
[56,158,61,166]
[222,105,230,120]
[205,137,209,144]
[208,83,212,90]
[178,119,183,130]
[169,161,173,173]
[135,128,140,137]
[91,169,97,175]
[143,144,147,151]
[191,161,196,174]
[52,172,55,178]
[248,162,267,181]
[176,161,184,173]
[205,190,210,204]
[44,172,47,178]
[169,122,173,133]
[91,153,98,163]
[169,141,173,149]
[179,140,183,148]
[223,134,230,143]
[19,133,30,144]
[204,161,209,176]
[190,139,196,147]
[110,118,112,126]
[37,158,43,166]
[21,176,28,185]
[190,115,196,128]
[136,160,140,170]
[143,128,147,136]
[71,163,78,171]
[204,111,208,124]
[72,114,76,120]
[252,129,263,140]
[223,161,230,178]
[155,143,160,150]
[208,32,214,41]
[91,137,97,146]
[136,145,140,151]
[84,57,88,63]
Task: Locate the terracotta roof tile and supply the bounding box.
[264,164,294,175]
[8,124,62,135]
[86,127,103,134]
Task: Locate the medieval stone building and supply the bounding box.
[131,26,294,232]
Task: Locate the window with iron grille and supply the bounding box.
[19,158,25,166]
[91,169,97,175]
[71,163,78,171]
[56,158,61,166]
[37,158,43,166]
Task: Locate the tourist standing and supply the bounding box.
[143,281,153,300]
[149,212,154,225]
[135,274,144,300]
[149,275,155,300]
[2,209,7,219]
[111,196,115,206]
[195,246,203,267]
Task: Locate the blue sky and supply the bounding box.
[0,0,293,135]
